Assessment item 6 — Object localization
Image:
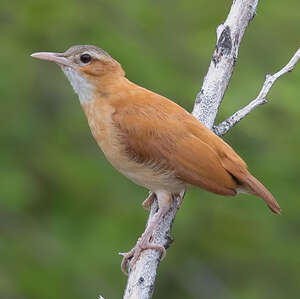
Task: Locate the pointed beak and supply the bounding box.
[31,52,72,67]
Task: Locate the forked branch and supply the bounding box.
[214,48,300,136]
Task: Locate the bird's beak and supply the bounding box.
[31,52,72,67]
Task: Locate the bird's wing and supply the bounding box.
[111,87,280,213]
[112,94,238,196]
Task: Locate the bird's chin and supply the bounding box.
[60,66,94,104]
[60,65,72,71]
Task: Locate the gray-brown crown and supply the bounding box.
[63,45,111,58]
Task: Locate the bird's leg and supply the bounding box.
[120,190,171,275]
[142,191,156,210]
[175,188,186,206]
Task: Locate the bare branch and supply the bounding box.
[123,195,182,299]
[214,48,300,136]
[192,0,258,129]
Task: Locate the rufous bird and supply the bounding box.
[31,45,280,274]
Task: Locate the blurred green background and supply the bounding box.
[1,0,300,298]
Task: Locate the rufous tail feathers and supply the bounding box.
[239,173,281,214]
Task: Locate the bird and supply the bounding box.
[31,45,280,274]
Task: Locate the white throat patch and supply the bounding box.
[61,67,94,104]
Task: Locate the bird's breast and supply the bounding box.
[82,100,121,163]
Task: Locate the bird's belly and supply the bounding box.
[99,136,185,192]
[99,134,184,192]
[116,161,185,193]
[83,102,185,193]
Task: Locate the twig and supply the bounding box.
[213,48,300,136]
[123,1,258,298]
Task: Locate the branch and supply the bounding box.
[123,1,259,298]
[123,195,182,299]
[192,0,258,129]
[213,48,300,136]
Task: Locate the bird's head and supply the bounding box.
[31,45,125,104]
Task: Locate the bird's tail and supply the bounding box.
[239,173,281,214]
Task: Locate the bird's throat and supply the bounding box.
[61,66,94,104]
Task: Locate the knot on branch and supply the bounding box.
[213,26,232,66]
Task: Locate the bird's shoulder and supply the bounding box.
[111,83,190,121]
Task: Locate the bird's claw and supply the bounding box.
[142,192,156,210]
[119,241,166,275]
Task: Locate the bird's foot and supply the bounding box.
[120,191,172,275]
[119,234,166,275]
[142,191,156,210]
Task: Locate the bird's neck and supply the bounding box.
[62,66,126,105]
[81,76,136,119]
[93,73,127,99]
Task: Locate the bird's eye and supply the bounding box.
[80,53,92,64]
